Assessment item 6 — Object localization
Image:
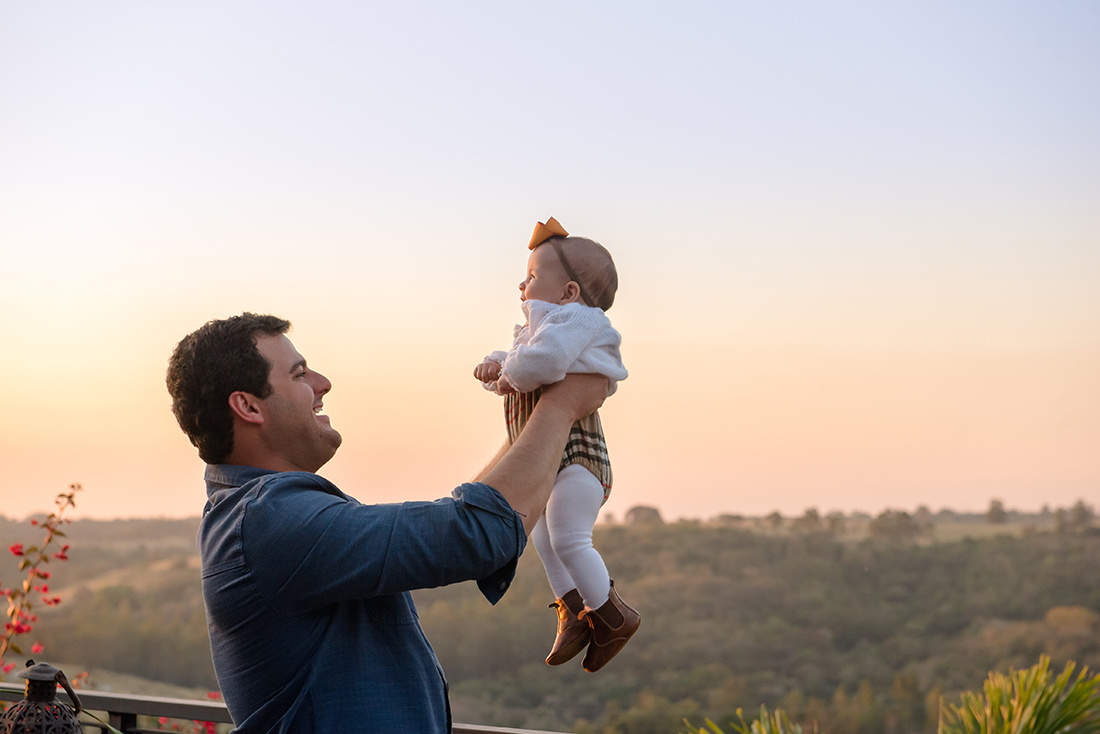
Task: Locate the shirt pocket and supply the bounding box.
[365,593,418,625]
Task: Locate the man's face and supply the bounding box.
[253,333,342,472]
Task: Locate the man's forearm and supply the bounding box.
[474,440,510,483]
[479,373,609,536]
[480,395,575,535]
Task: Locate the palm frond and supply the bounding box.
[940,656,1100,734]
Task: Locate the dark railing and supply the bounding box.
[0,683,565,734]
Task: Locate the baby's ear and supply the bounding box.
[561,281,582,305]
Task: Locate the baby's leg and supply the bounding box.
[531,509,576,599]
[544,464,610,609]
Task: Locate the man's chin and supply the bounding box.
[309,430,343,472]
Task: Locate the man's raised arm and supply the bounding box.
[479,373,609,536]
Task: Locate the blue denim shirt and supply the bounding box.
[199,464,526,733]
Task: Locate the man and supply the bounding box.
[166,313,608,733]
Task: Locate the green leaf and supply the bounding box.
[941,656,1100,734]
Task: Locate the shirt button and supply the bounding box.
[499,581,508,591]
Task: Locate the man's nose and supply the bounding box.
[312,371,332,395]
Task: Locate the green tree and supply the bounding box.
[868,509,922,543]
[986,499,1008,525]
[791,509,822,535]
[1071,501,1095,532]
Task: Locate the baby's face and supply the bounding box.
[519,245,572,304]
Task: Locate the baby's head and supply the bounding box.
[523,219,618,311]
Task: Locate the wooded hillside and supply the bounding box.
[3,512,1098,734]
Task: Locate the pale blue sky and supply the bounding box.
[1,2,1097,520]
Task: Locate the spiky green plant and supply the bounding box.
[683,705,803,734]
[940,655,1100,734]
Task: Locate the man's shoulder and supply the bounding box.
[246,471,352,513]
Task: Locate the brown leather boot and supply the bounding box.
[546,588,591,665]
[580,580,640,672]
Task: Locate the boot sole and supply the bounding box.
[546,631,591,665]
[582,619,639,672]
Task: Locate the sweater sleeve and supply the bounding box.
[479,350,510,395]
[500,303,611,393]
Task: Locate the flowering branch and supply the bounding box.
[1,483,81,672]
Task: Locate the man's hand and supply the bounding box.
[540,373,609,422]
[473,360,502,383]
[479,372,609,536]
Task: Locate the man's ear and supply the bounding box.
[561,281,582,305]
[228,391,265,425]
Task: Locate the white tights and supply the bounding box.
[531,464,611,610]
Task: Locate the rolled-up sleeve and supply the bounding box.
[450,482,527,603]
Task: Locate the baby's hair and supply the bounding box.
[552,237,618,311]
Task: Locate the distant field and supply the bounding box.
[930,522,1030,542]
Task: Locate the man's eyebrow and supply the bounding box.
[290,359,307,374]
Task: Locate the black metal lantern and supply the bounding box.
[0,660,83,734]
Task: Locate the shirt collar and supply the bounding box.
[204,463,277,492]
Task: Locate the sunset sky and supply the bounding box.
[1,2,1097,523]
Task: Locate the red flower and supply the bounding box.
[2,663,15,674]
[8,544,23,556]
[31,642,44,654]
[30,519,38,526]
[206,691,222,700]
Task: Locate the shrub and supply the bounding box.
[939,655,1100,734]
[683,705,802,734]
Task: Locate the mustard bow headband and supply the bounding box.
[529,216,569,249]
[527,216,596,308]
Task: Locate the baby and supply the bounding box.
[473,217,640,672]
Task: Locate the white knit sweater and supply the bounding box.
[483,299,628,397]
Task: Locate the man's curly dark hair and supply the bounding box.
[166,313,291,464]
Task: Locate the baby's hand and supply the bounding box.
[473,360,502,383]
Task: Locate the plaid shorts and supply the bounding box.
[504,388,613,500]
